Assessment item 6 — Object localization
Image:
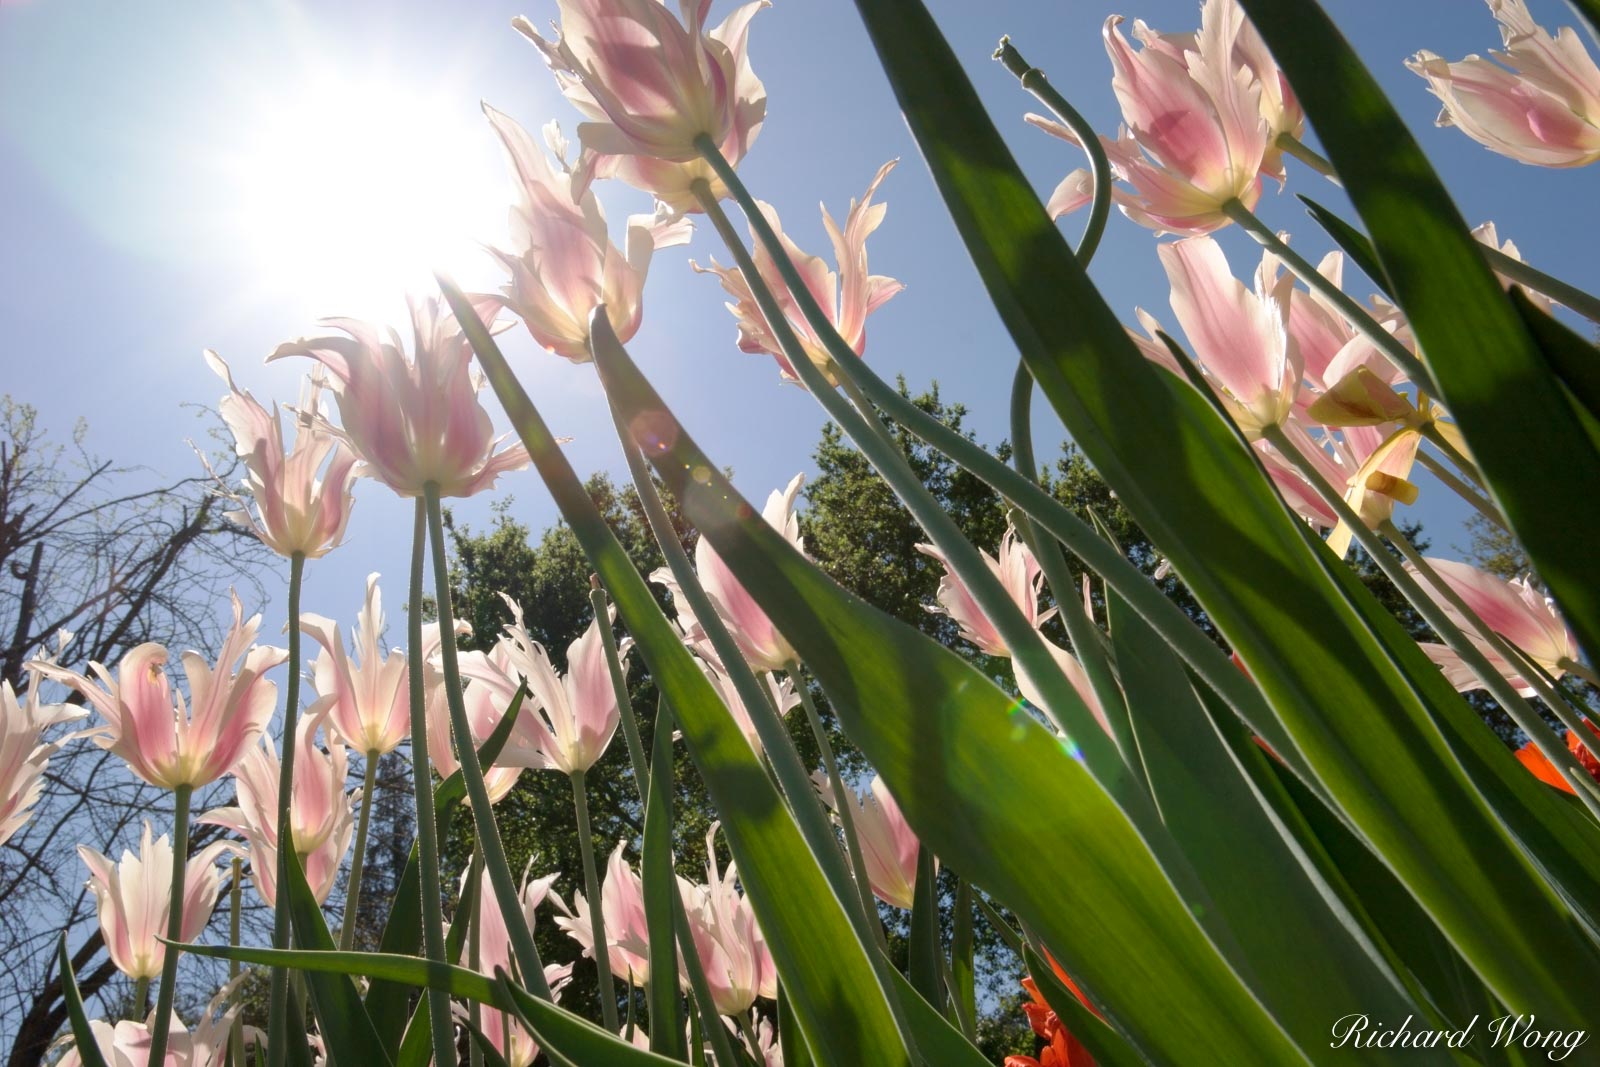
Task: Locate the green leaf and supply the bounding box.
[777,983,813,1067]
[1510,289,1600,428]
[1298,195,1392,300]
[496,973,687,1067]
[439,275,913,1067]
[1022,945,1144,1067]
[585,304,1302,1063]
[949,879,975,1041]
[1239,0,1600,707]
[642,701,686,1061]
[908,847,943,1011]
[878,967,994,1067]
[58,936,110,1067]
[282,847,394,1067]
[394,1006,433,1067]
[852,0,1600,1022]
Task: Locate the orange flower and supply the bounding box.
[1516,719,1600,795]
[1008,955,1099,1067]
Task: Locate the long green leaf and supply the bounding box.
[1239,0,1600,681]
[438,275,913,1067]
[58,936,111,1067]
[1298,195,1392,300]
[585,309,1303,1063]
[496,972,683,1067]
[908,847,943,1010]
[850,0,1600,1022]
[1511,289,1600,427]
[642,701,686,1061]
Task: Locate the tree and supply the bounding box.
[1,398,273,1067]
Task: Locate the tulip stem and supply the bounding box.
[1560,657,1600,690]
[1416,421,1484,489]
[406,498,458,1067]
[603,395,868,928]
[338,751,380,952]
[145,783,192,1067]
[1261,423,1600,818]
[787,660,885,950]
[571,769,619,1031]
[131,977,147,1020]
[1414,450,1506,531]
[1222,198,1439,396]
[468,849,486,1067]
[264,551,305,1067]
[228,856,243,1067]
[424,484,552,999]
[736,1012,764,1062]
[591,580,649,802]
[690,153,1133,806]
[1480,243,1600,326]
[1276,133,1340,182]
[993,36,1113,265]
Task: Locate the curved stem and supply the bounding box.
[467,849,486,1067]
[1223,198,1439,396]
[1560,657,1600,690]
[572,769,619,1031]
[691,156,1136,803]
[423,484,551,998]
[590,580,649,802]
[1415,450,1506,531]
[338,752,380,951]
[405,499,458,1067]
[145,783,192,1067]
[993,37,1113,265]
[1276,133,1339,183]
[265,551,305,1067]
[1481,243,1600,326]
[1261,424,1600,820]
[788,660,885,950]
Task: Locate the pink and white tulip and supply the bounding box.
[653,474,805,672]
[33,594,285,790]
[207,352,357,560]
[817,773,922,910]
[77,821,236,981]
[917,524,1056,658]
[269,295,530,499]
[694,162,903,386]
[1409,559,1581,696]
[0,660,83,847]
[552,841,653,984]
[425,658,532,805]
[514,0,770,212]
[1473,221,1558,314]
[1408,0,1600,168]
[458,869,573,1067]
[58,987,242,1067]
[677,824,776,1016]
[482,106,692,362]
[301,574,409,757]
[200,713,357,907]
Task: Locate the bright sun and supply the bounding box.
[221,73,509,324]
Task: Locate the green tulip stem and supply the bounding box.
[1560,658,1600,690]
[264,551,305,1067]
[468,849,486,1067]
[571,768,620,1031]
[1417,422,1485,489]
[144,783,192,1067]
[338,751,380,952]
[406,498,459,1067]
[787,660,885,949]
[228,856,243,1066]
[423,483,552,999]
[1276,133,1340,182]
[1414,450,1505,532]
[590,580,650,801]
[1223,198,1438,396]
[1480,244,1600,326]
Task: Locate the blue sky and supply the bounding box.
[2,0,1595,654]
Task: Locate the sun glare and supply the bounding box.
[221,74,509,324]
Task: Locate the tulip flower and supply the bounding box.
[58,984,245,1067]
[917,524,1056,658]
[77,821,236,981]
[693,162,903,385]
[1516,719,1600,795]
[513,0,770,212]
[206,352,357,559]
[269,294,530,499]
[457,868,573,1067]
[1,657,84,847]
[300,574,409,757]
[816,773,922,910]
[200,712,357,907]
[551,841,653,984]
[425,658,533,805]
[1155,236,1299,438]
[653,474,805,672]
[677,824,776,1016]
[481,105,693,362]
[33,594,285,790]
[697,652,798,755]
[1409,559,1581,696]
[732,1012,781,1067]
[1473,221,1557,314]
[1408,0,1600,168]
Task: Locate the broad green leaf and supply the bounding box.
[1022,945,1144,1067]
[1237,0,1600,683]
[439,275,913,1067]
[908,847,943,1010]
[58,935,111,1067]
[851,0,1600,1021]
[777,983,813,1067]
[282,846,394,1066]
[643,701,686,1061]
[585,309,1303,1064]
